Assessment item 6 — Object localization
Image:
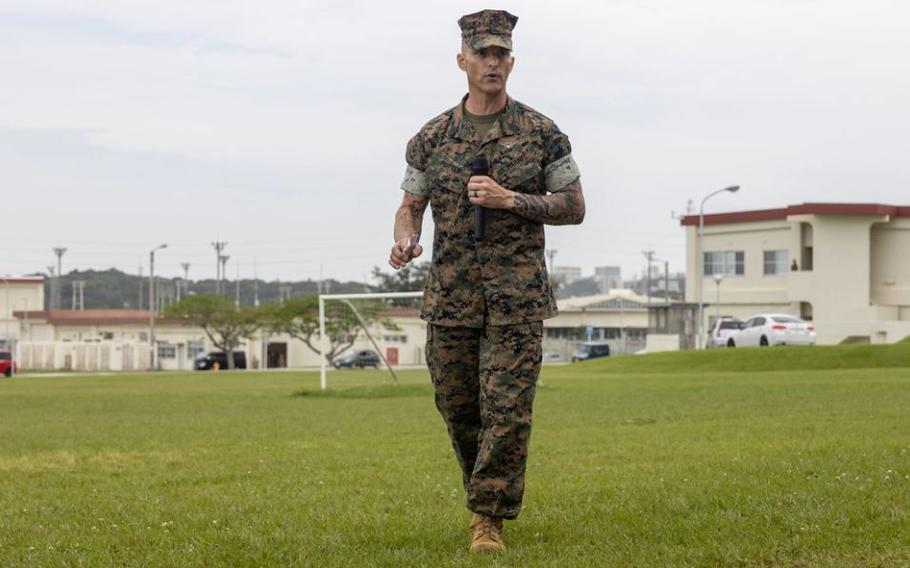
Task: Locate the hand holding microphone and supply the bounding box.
[468,157,515,241]
[471,156,489,241]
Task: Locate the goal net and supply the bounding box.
[318,291,424,390]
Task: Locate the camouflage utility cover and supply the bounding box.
[402,95,581,327]
[458,9,518,51]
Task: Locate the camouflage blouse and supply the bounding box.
[401,95,580,327]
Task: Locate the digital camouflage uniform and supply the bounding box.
[399,9,581,520]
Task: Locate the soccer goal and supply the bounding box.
[318,291,424,390]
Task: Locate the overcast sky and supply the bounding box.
[2,0,909,285]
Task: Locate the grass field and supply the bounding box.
[2,344,910,566]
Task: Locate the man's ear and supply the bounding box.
[456,52,466,71]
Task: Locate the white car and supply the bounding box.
[707,317,743,349]
[726,314,816,347]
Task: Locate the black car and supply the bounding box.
[571,342,611,363]
[194,351,247,371]
[332,349,381,369]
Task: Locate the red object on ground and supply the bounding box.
[0,351,16,377]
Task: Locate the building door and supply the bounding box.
[386,347,399,367]
[267,342,287,368]
[800,302,813,321]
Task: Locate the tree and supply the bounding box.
[262,295,394,364]
[371,261,430,292]
[164,295,261,370]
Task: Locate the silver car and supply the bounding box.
[707,317,743,349]
[726,314,816,347]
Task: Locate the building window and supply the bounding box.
[703,251,744,277]
[187,340,205,359]
[545,327,586,340]
[383,335,408,344]
[100,331,114,340]
[157,342,176,359]
[763,250,789,275]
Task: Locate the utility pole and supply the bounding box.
[253,260,260,307]
[46,266,55,310]
[180,262,191,300]
[234,264,240,308]
[219,255,230,297]
[149,244,167,370]
[651,256,672,305]
[138,265,143,310]
[642,250,655,306]
[71,281,85,310]
[52,247,67,310]
[546,249,557,275]
[212,241,226,294]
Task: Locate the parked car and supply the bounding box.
[0,351,16,377]
[726,314,816,347]
[572,342,611,362]
[708,317,743,349]
[332,349,381,369]
[194,351,247,371]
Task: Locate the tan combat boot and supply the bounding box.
[468,513,505,553]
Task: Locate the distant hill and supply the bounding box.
[39,268,373,310]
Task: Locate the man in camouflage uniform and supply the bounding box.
[389,9,585,553]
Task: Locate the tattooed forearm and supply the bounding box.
[394,194,429,242]
[510,179,585,225]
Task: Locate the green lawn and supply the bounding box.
[2,345,909,566]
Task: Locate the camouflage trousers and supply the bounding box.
[425,322,543,520]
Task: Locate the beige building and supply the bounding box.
[544,290,651,358]
[682,203,910,345]
[1,276,45,350]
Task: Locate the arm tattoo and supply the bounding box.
[394,194,429,242]
[511,179,585,225]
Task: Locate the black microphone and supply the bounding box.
[471,155,489,241]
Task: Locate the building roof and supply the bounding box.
[0,276,45,284]
[680,202,910,227]
[13,309,184,326]
[557,290,653,311]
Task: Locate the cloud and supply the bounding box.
[1,0,909,283]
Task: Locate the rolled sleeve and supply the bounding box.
[402,133,430,196]
[544,153,580,193]
[401,165,428,196]
[542,123,580,193]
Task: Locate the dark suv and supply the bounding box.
[332,349,381,369]
[0,351,16,377]
[194,351,247,371]
[571,342,611,363]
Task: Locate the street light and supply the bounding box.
[149,244,167,370]
[713,273,723,328]
[697,185,740,349]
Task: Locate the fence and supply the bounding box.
[17,342,151,372]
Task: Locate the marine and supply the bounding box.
[388,9,586,553]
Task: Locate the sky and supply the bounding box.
[2,0,909,285]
